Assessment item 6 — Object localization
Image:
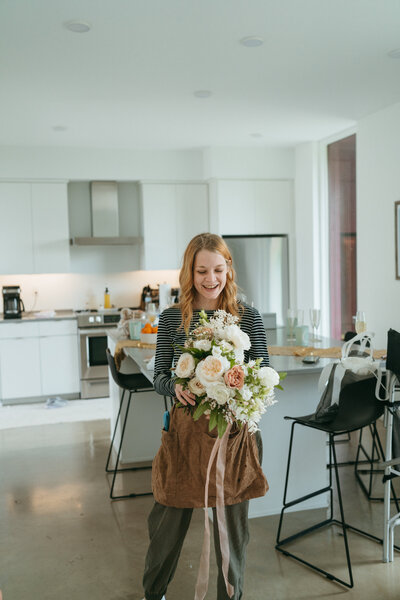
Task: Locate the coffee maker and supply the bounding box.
[2,286,25,319]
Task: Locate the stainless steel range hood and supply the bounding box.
[71,181,139,246]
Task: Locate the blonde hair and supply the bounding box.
[178,233,241,332]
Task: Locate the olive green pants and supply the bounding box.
[142,500,249,600]
[142,432,263,600]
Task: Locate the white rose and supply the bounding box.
[187,376,206,396]
[193,339,212,352]
[258,366,280,388]
[223,324,251,351]
[206,381,232,405]
[175,353,196,378]
[196,355,230,386]
[211,345,222,357]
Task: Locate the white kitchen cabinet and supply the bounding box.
[0,319,79,402]
[0,182,70,275]
[31,183,70,273]
[0,337,42,400]
[217,180,293,235]
[0,183,34,274]
[39,335,79,395]
[141,183,209,269]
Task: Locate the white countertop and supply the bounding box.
[108,327,340,381]
[0,310,77,323]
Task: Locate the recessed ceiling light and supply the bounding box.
[64,20,91,33]
[388,48,400,58]
[250,133,263,138]
[194,90,212,98]
[240,36,264,48]
[52,125,68,132]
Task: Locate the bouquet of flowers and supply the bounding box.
[174,309,285,437]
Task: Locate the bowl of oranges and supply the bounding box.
[140,322,158,344]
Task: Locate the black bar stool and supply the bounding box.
[276,377,388,588]
[105,348,155,500]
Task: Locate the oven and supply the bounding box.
[77,312,120,399]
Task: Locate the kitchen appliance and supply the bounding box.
[2,286,25,319]
[223,234,289,327]
[140,285,159,310]
[77,309,121,399]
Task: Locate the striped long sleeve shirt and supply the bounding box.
[153,303,269,397]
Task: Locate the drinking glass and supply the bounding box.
[309,308,321,342]
[146,302,158,325]
[287,308,296,341]
[355,311,367,334]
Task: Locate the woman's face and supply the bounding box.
[193,249,229,309]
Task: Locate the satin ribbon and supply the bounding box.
[194,423,234,600]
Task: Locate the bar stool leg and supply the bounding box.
[105,389,126,473]
[109,390,153,500]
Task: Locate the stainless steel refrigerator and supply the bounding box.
[223,235,289,328]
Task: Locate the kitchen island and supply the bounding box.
[107,328,334,518]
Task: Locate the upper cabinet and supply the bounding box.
[0,182,70,275]
[31,183,70,273]
[0,183,34,274]
[140,183,209,270]
[217,180,294,235]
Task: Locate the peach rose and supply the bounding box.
[224,365,245,390]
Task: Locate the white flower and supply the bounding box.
[196,355,230,386]
[233,348,244,364]
[219,340,234,352]
[222,324,251,351]
[206,381,232,405]
[187,376,206,396]
[239,385,252,402]
[258,366,280,388]
[175,353,196,378]
[193,339,212,352]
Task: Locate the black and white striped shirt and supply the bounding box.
[153,303,269,397]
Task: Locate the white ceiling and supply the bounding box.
[1,0,400,150]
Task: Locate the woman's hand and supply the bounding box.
[175,383,196,406]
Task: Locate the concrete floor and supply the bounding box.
[1,419,400,599]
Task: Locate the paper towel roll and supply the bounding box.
[158,283,171,311]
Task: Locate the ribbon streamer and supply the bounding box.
[194,424,234,600]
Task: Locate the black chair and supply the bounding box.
[105,348,155,500]
[276,377,386,588]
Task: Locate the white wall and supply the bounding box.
[203,147,294,180]
[357,102,400,347]
[294,143,323,325]
[0,146,204,181]
[0,271,180,313]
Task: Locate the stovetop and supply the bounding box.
[75,307,139,328]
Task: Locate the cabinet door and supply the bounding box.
[31,183,70,273]
[0,338,41,400]
[218,180,293,235]
[175,184,209,263]
[39,335,80,395]
[0,183,34,274]
[141,184,178,269]
[141,183,209,270]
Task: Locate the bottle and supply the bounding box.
[104,287,111,309]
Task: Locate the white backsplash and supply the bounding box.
[0,270,180,312]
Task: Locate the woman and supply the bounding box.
[142,233,269,600]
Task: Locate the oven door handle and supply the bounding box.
[78,328,110,336]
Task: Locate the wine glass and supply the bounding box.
[309,308,321,342]
[355,311,367,334]
[287,308,296,341]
